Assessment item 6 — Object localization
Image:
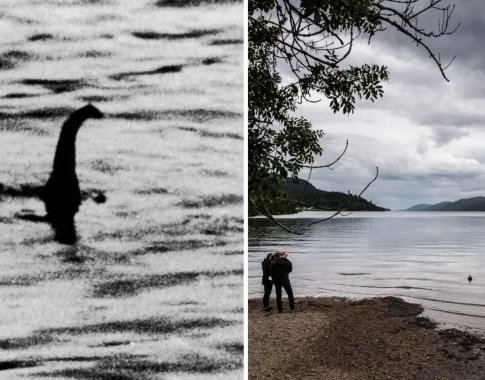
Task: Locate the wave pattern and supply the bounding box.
[0,0,243,378]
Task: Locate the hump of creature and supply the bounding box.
[42,104,103,243]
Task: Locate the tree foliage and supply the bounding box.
[249,0,457,221]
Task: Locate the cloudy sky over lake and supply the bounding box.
[297,0,485,210]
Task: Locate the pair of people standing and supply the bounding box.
[261,250,295,313]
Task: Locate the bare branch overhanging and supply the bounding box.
[249,0,457,233]
[250,0,457,83]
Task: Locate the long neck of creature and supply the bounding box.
[52,116,84,177]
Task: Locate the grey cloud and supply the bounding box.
[427,0,485,72]
[416,140,429,155]
[431,125,469,146]
[418,112,485,128]
[372,0,484,73]
[362,168,485,209]
[278,0,485,210]
[306,127,485,209]
[457,147,485,164]
[308,158,485,210]
[379,167,481,183]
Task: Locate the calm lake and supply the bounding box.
[0,1,243,378]
[249,211,485,332]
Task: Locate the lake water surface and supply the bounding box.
[249,211,485,333]
[0,1,243,378]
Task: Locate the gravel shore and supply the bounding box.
[249,297,485,379]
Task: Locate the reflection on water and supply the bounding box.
[0,0,243,378]
[249,211,485,332]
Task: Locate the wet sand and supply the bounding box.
[249,297,485,380]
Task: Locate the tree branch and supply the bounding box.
[249,195,302,235]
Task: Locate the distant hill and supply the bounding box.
[404,204,433,211]
[284,179,389,212]
[249,178,389,216]
[405,197,485,211]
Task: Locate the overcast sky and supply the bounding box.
[295,0,485,210]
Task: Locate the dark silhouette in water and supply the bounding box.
[41,104,103,244]
[468,274,472,283]
[0,106,106,241]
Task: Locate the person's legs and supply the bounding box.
[274,282,283,312]
[263,279,273,308]
[282,279,295,310]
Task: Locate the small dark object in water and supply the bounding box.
[42,104,103,244]
[468,274,472,283]
[201,57,222,65]
[28,33,54,42]
[91,191,107,204]
[153,65,183,74]
[110,64,183,80]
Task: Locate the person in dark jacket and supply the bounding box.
[261,252,274,311]
[269,250,295,313]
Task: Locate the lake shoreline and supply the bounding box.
[249,296,485,379]
[249,212,485,329]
